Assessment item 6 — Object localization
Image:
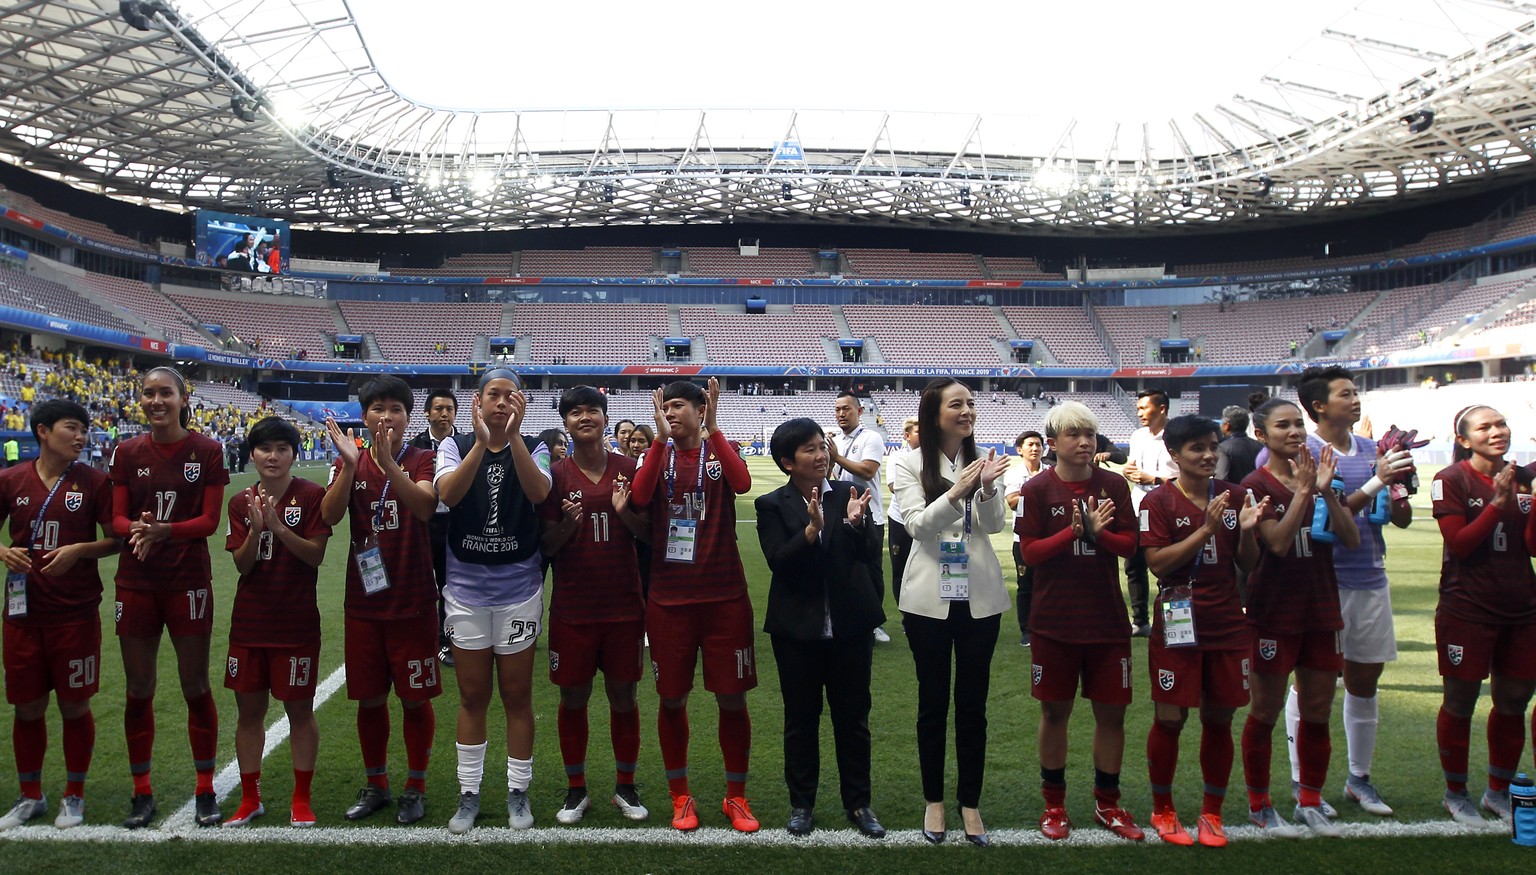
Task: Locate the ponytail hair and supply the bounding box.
[1450,404,1495,463]
[145,366,192,429]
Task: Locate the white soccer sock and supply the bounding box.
[1285,684,1302,785]
[456,742,487,795]
[1343,692,1379,779]
[507,755,533,793]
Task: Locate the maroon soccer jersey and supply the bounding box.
[225,478,332,647]
[329,446,436,621]
[1017,467,1136,643]
[1239,466,1342,634]
[1432,461,1536,625]
[633,432,749,606]
[542,453,644,624]
[109,432,229,591]
[0,462,112,626]
[1139,480,1249,649]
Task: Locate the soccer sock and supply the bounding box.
[292,768,314,806]
[1146,720,1181,813]
[507,756,533,794]
[1342,692,1379,779]
[1092,768,1122,808]
[124,695,155,796]
[1296,719,1331,807]
[401,702,434,794]
[718,706,751,799]
[1200,718,1235,816]
[557,704,589,789]
[13,716,46,800]
[1041,766,1067,808]
[455,742,487,796]
[1284,685,1302,785]
[357,703,391,790]
[232,771,261,821]
[657,703,690,797]
[62,712,94,798]
[185,691,218,795]
[1487,710,1525,793]
[1437,707,1472,794]
[1241,715,1275,811]
[612,706,640,786]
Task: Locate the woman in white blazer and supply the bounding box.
[889,378,1009,846]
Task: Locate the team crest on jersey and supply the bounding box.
[227,657,238,677]
[114,601,123,623]
[1158,669,1176,691]
[64,491,83,512]
[651,659,661,681]
[1258,638,1278,661]
[184,462,201,483]
[1031,664,1043,685]
[1520,495,1532,514]
[284,506,302,527]
[548,651,560,672]
[1447,644,1464,666]
[1222,508,1238,530]
[705,458,722,481]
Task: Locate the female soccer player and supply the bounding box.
[1432,405,1536,826]
[111,367,229,829]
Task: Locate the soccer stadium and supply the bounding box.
[1,0,1536,870]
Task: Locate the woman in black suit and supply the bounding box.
[756,417,886,838]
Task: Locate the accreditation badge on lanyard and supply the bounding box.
[8,462,75,618]
[1162,480,1210,648]
[938,498,972,601]
[356,445,407,595]
[665,444,706,564]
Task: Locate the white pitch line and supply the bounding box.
[160,665,348,831]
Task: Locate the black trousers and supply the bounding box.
[771,634,874,811]
[1125,547,1150,627]
[902,607,1000,808]
[868,523,886,604]
[887,520,912,603]
[1013,542,1035,635]
[429,513,449,646]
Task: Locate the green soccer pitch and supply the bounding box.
[1,457,1531,873]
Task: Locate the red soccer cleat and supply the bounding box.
[670,793,699,831]
[722,796,760,833]
[1149,809,1193,846]
[1094,804,1146,841]
[1040,806,1072,841]
[1196,812,1228,848]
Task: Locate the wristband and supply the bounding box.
[1360,476,1387,498]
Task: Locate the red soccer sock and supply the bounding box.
[357,703,391,790]
[232,771,262,821]
[185,691,218,795]
[1147,720,1181,813]
[1241,715,1275,812]
[1487,710,1525,792]
[557,703,589,788]
[401,702,434,794]
[717,706,751,799]
[657,703,690,797]
[62,711,95,798]
[1438,707,1472,794]
[612,706,641,786]
[1200,718,1235,816]
[1295,719,1331,807]
[13,716,46,800]
[124,695,155,796]
[292,768,314,805]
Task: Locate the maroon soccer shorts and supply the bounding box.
[1147,638,1251,709]
[1029,633,1133,705]
[4,615,100,704]
[1249,625,1344,676]
[225,642,323,701]
[344,615,441,701]
[548,616,644,687]
[646,596,757,699]
[115,584,214,638]
[1436,610,1536,682]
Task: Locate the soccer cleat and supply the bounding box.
[122,793,156,830]
[1019,633,1032,647]
[722,796,760,833]
[1149,809,1193,846]
[396,787,426,825]
[1294,803,1342,837]
[507,789,534,830]
[290,800,317,828]
[556,787,590,825]
[1093,804,1145,841]
[222,802,265,828]
[54,795,85,830]
[1131,624,1151,638]
[611,784,649,821]
[0,795,46,830]
[1290,780,1337,819]
[344,784,392,821]
[1196,813,1228,848]
[1481,788,1513,825]
[872,626,891,644]
[1443,790,1485,827]
[1344,774,1393,817]
[447,791,480,835]
[670,794,698,831]
[1248,805,1300,838]
[194,791,222,827]
[1039,806,1072,841]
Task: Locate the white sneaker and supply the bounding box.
[611,785,649,821]
[507,789,534,830]
[872,626,891,644]
[447,791,480,834]
[0,795,46,830]
[1248,805,1300,838]
[1481,788,1513,825]
[1294,804,1342,837]
[1291,780,1338,819]
[1443,790,1485,827]
[54,795,84,829]
[1344,775,1393,817]
[555,788,590,825]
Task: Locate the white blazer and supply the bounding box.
[889,447,1009,621]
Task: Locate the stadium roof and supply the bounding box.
[2,0,1536,234]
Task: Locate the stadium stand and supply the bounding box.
[392,252,515,277]
[1000,306,1108,366]
[517,247,655,277]
[1490,204,1536,242]
[1364,276,1534,353]
[843,304,1006,365]
[75,271,214,348]
[505,302,670,364]
[337,300,502,361]
[842,249,984,279]
[1094,306,1173,364]
[870,389,1139,445]
[0,267,140,335]
[0,188,148,252]
[1176,291,1374,363]
[167,289,341,357]
[681,247,816,277]
[678,304,836,364]
[984,256,1058,281]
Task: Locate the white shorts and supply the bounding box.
[1338,587,1397,664]
[444,589,542,656]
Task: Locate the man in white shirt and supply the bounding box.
[828,392,890,643]
[1004,430,1047,646]
[885,418,919,608]
[1121,389,1176,637]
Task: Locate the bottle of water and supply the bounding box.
[1366,487,1391,525]
[1513,773,1536,846]
[1310,476,1345,544]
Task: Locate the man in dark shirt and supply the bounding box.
[1214,406,1262,483]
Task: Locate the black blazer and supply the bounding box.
[756,480,885,641]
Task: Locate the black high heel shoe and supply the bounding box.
[922,804,945,844]
[958,804,989,848]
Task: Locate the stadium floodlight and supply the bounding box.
[470,169,496,195]
[535,174,555,191]
[1403,109,1435,134]
[230,96,259,124]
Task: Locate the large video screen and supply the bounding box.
[193,209,291,273]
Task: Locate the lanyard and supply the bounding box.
[963,496,972,539]
[24,462,74,550]
[665,441,706,505]
[1173,477,1216,584]
[834,427,865,480]
[371,443,410,531]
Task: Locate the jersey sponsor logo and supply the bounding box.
[227,656,239,677]
[13,496,27,507]
[1157,668,1176,691]
[705,459,723,481]
[284,506,302,527]
[1446,643,1463,666]
[1051,505,1067,517]
[184,462,201,483]
[354,479,369,490]
[64,491,82,512]
[1258,638,1278,661]
[1222,508,1238,530]
[1274,503,1286,515]
[567,490,582,502]
[137,467,151,478]
[1176,516,1191,527]
[1139,509,1150,532]
[1031,663,1043,685]
[1468,497,1484,508]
